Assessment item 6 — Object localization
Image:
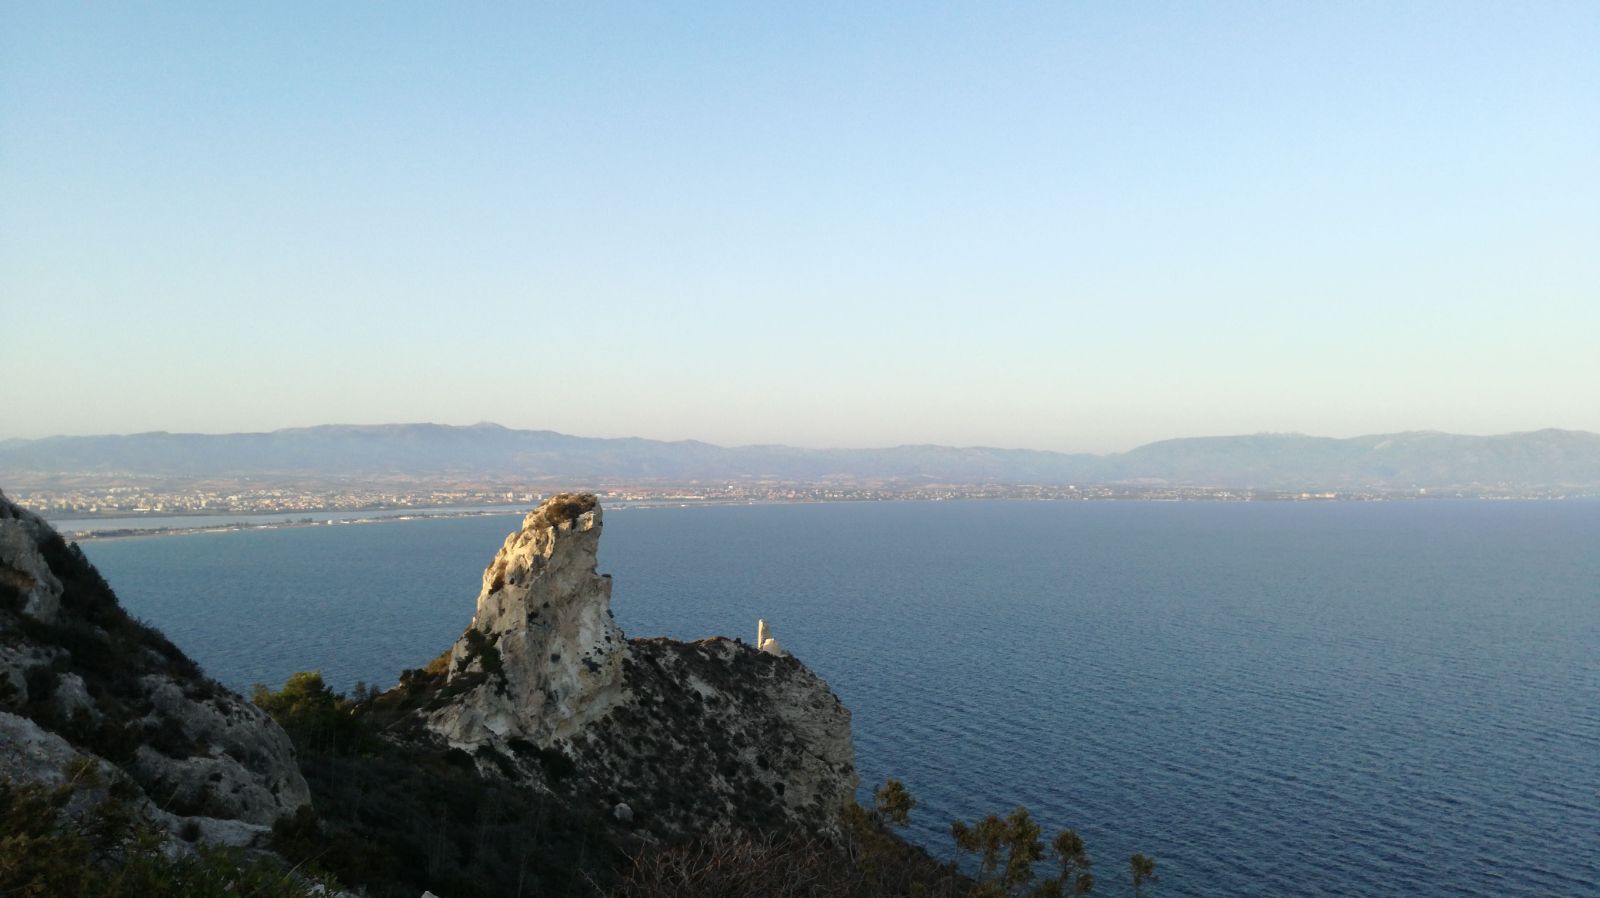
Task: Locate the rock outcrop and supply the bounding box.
[0,490,310,843]
[432,493,625,746]
[421,492,857,835]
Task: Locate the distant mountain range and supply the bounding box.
[4,423,1600,492]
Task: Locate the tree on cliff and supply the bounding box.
[1130,853,1157,898]
[951,806,1046,896]
[874,778,917,826]
[951,802,1145,897]
[251,671,360,754]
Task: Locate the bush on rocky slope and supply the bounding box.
[0,765,336,898]
[255,667,627,898]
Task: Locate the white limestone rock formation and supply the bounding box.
[0,489,310,840]
[420,492,857,835]
[431,493,625,747]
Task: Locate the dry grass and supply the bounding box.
[614,824,966,898]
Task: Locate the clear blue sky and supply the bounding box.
[3,2,1596,452]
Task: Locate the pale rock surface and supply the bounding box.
[129,674,310,825]
[431,494,625,746]
[0,710,274,849]
[49,671,97,721]
[0,709,86,785]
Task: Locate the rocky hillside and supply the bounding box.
[422,492,857,836]
[0,489,309,847]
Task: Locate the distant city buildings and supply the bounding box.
[9,477,1576,523]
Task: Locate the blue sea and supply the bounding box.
[79,501,1600,897]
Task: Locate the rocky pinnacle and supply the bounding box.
[432,493,627,747]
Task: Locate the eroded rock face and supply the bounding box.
[0,489,310,835]
[127,675,310,825]
[421,492,857,836]
[431,494,626,746]
[0,710,271,849]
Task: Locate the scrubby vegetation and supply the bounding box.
[250,671,362,753]
[249,668,1157,898]
[0,763,336,898]
[253,666,627,898]
[616,779,1156,898]
[530,492,599,530]
[466,777,968,898]
[1,748,1153,898]
[254,669,961,898]
[951,806,1103,897]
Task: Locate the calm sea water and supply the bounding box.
[79,501,1600,898]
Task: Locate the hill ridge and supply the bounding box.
[3,424,1599,491]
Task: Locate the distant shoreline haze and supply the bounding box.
[3,423,1600,495]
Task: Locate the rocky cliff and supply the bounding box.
[0,490,309,847]
[422,493,857,836]
[432,493,626,746]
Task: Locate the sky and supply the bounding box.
[3,2,1597,453]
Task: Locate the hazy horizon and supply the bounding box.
[4,418,1598,458]
[5,3,1596,453]
[8,410,1600,460]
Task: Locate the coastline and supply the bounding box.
[55,492,1595,542]
[58,499,765,541]
[65,508,522,542]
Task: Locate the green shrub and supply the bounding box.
[271,742,621,898]
[252,671,362,754]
